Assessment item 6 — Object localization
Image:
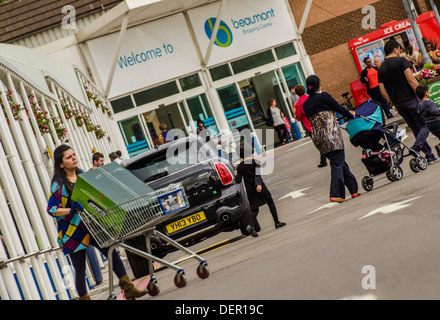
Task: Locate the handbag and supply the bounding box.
[265,117,273,127]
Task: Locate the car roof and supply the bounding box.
[124,135,205,167]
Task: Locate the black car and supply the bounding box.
[123,136,258,277]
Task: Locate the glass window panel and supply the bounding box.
[186,93,219,134]
[110,96,134,114]
[118,116,149,157]
[133,81,179,106]
[217,84,250,132]
[274,43,297,60]
[230,50,275,74]
[209,64,232,81]
[281,62,306,88]
[179,74,202,91]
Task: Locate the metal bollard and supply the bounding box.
[250,132,262,155]
[290,118,302,140]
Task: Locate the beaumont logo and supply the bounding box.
[204,18,233,47]
[231,8,275,34]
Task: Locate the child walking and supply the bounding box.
[416,84,440,158]
[234,143,286,237]
[281,112,294,142]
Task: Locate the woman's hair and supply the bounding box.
[267,98,276,108]
[294,84,306,96]
[305,75,321,95]
[52,144,81,194]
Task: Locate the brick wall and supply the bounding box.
[301,0,408,56]
[0,0,121,43]
[291,0,437,104]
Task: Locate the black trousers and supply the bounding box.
[249,199,280,228]
[274,124,287,143]
[325,149,358,199]
[69,236,127,297]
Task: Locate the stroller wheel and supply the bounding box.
[409,158,420,173]
[386,171,395,181]
[416,156,428,171]
[390,165,403,181]
[361,176,374,191]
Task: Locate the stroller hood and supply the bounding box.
[346,102,383,140]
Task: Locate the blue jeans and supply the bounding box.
[325,149,358,198]
[70,236,127,297]
[394,98,433,157]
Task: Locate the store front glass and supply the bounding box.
[217,84,251,132]
[143,103,188,147]
[281,62,306,91]
[118,116,149,157]
[186,93,219,135]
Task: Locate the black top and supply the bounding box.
[302,92,353,120]
[377,57,416,104]
[234,159,272,210]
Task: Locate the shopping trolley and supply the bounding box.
[77,183,210,299]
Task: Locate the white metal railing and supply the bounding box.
[0,60,121,300]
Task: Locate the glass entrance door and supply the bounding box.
[118,116,150,158]
[143,103,188,147]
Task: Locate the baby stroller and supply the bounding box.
[345,100,428,191]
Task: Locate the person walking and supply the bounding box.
[302,75,360,203]
[360,57,393,118]
[47,144,148,300]
[90,152,104,170]
[234,142,286,237]
[267,98,288,145]
[294,84,328,168]
[416,84,440,158]
[378,40,437,164]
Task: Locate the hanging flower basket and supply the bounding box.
[1,90,23,124]
[60,98,74,120]
[52,116,68,142]
[28,94,52,135]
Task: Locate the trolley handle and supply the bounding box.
[70,200,85,214]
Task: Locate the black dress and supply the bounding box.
[234,159,273,211]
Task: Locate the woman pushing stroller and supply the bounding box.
[302,75,360,203]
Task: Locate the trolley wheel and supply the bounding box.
[197,261,210,279]
[361,176,374,192]
[386,172,395,182]
[390,165,403,181]
[147,278,160,297]
[416,156,428,170]
[409,158,420,173]
[174,270,187,288]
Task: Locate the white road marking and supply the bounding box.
[287,140,312,152]
[358,196,421,220]
[306,202,339,215]
[279,187,310,201]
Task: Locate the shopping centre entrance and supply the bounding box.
[217,63,306,146]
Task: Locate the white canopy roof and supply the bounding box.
[0,43,87,105]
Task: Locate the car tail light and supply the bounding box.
[214,162,233,185]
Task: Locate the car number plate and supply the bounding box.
[166,211,206,234]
